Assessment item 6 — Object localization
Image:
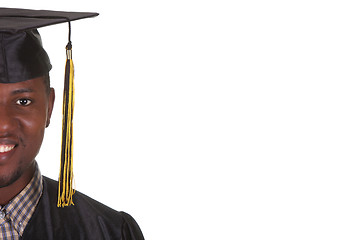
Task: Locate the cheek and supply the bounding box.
[18,116,46,161]
[20,110,47,128]
[18,110,48,145]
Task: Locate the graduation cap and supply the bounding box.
[0,8,98,207]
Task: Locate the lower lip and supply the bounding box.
[0,147,16,162]
[0,149,14,154]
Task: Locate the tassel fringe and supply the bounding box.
[58,43,75,207]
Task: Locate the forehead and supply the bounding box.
[0,77,47,94]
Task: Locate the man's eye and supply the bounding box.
[16,99,32,106]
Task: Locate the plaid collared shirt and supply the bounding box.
[0,163,43,239]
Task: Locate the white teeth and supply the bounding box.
[0,145,15,153]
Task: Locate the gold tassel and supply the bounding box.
[58,42,75,207]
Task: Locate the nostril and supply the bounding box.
[0,115,18,133]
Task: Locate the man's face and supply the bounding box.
[0,77,54,188]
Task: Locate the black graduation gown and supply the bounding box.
[21,177,145,240]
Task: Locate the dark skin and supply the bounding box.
[0,76,55,205]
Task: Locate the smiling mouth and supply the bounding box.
[0,145,15,153]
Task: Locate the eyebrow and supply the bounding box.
[11,88,35,95]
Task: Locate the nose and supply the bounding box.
[0,104,18,134]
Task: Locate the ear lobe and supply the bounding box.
[46,88,55,128]
[46,119,51,127]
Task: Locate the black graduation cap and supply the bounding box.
[0,8,98,207]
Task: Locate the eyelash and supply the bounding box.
[16,98,32,106]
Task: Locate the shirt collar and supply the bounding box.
[2,162,43,235]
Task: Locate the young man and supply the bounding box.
[0,8,144,239]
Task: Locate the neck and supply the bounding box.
[0,163,36,206]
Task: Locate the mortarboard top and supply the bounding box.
[0,7,98,33]
[0,8,98,207]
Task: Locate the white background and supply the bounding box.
[2,1,351,239]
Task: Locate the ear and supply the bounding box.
[46,88,55,128]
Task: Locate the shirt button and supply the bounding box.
[0,210,5,219]
[19,222,24,232]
